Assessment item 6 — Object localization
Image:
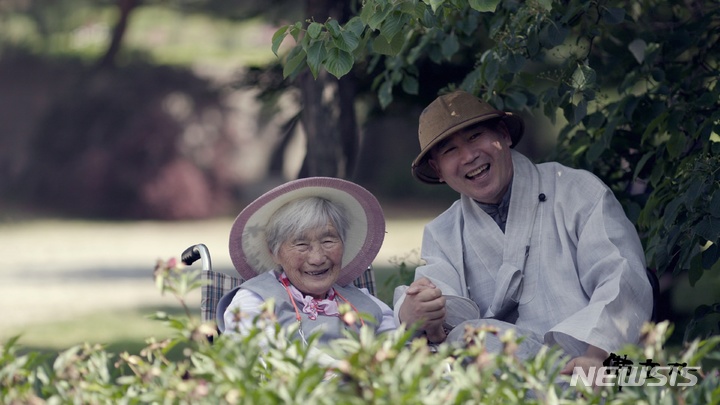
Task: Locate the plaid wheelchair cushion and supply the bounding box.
[201,267,377,324]
[201,271,244,324]
[353,267,376,296]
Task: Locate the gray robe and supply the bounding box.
[395,151,653,358]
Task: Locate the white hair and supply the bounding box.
[265,197,349,255]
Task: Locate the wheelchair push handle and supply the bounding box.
[181,243,212,271]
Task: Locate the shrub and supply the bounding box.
[1,258,718,404]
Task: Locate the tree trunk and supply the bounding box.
[299,70,338,177]
[96,0,138,69]
[297,0,358,179]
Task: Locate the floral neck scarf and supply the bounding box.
[278,272,339,320]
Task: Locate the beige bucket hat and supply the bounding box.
[411,91,525,184]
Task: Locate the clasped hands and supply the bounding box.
[398,277,447,343]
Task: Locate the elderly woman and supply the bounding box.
[217,177,395,348]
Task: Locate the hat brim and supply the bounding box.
[444,294,481,328]
[411,113,524,184]
[229,177,385,286]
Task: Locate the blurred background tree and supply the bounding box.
[0,0,300,219]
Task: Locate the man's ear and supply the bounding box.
[497,121,513,146]
[428,158,444,182]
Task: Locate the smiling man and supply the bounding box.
[394,90,653,376]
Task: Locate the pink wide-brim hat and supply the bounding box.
[228,177,386,286]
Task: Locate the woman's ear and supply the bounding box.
[269,247,282,265]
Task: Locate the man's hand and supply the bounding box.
[560,345,608,389]
[398,277,447,342]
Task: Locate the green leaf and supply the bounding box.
[570,65,596,91]
[345,16,366,37]
[469,0,501,13]
[527,27,540,57]
[586,138,606,164]
[638,194,660,227]
[537,0,553,12]
[428,43,443,64]
[427,0,444,13]
[367,3,394,30]
[401,74,419,95]
[400,1,419,15]
[441,32,459,60]
[641,111,668,144]
[651,68,665,82]
[326,19,341,37]
[710,190,720,218]
[505,91,527,110]
[540,23,569,48]
[623,95,640,120]
[563,100,586,126]
[702,243,719,270]
[481,51,499,87]
[378,79,393,109]
[372,32,405,56]
[459,67,481,91]
[584,111,605,130]
[695,218,720,243]
[696,92,717,109]
[271,25,290,57]
[649,161,668,189]
[333,28,361,53]
[688,252,704,286]
[625,201,641,223]
[379,11,407,41]
[459,12,479,36]
[633,151,653,180]
[305,40,327,79]
[574,99,587,124]
[506,52,526,73]
[490,93,504,110]
[628,38,647,64]
[359,1,376,27]
[289,22,303,42]
[663,197,683,228]
[685,177,704,210]
[488,12,506,37]
[324,48,354,79]
[602,7,625,25]
[307,22,323,39]
[666,131,687,159]
[282,46,306,78]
